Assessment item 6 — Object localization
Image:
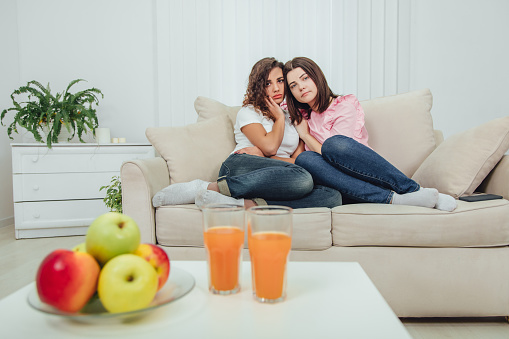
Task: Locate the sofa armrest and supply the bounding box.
[121,157,170,244]
[478,154,509,199]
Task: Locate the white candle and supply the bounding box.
[95,128,111,144]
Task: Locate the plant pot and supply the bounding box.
[42,124,75,143]
[41,124,94,144]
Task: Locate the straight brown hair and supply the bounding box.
[283,57,338,123]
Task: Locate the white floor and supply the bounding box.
[2,224,509,338]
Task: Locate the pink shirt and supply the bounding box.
[305,94,370,150]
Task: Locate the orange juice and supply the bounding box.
[248,231,292,300]
[203,226,244,292]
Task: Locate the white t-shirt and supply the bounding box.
[233,106,299,158]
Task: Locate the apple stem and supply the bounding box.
[118,222,125,229]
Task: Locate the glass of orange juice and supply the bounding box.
[247,206,292,303]
[202,204,245,295]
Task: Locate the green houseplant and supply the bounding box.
[100,176,122,213]
[1,79,104,148]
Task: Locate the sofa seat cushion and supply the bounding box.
[155,206,333,250]
[331,199,509,247]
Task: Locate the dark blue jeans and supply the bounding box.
[295,135,420,204]
[217,153,342,209]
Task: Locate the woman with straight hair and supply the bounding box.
[152,57,342,209]
[283,57,457,211]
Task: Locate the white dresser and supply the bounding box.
[11,143,155,239]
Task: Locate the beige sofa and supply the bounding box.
[121,89,509,318]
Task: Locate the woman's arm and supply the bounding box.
[294,119,322,154]
[241,98,286,156]
[235,146,264,157]
[269,140,305,164]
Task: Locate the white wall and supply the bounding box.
[1,0,508,226]
[15,0,157,141]
[410,0,509,137]
[155,0,359,126]
[0,0,19,227]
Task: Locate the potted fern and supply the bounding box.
[100,176,123,213]
[1,79,104,148]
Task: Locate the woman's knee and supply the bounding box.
[321,135,354,157]
[295,151,321,168]
[291,166,314,193]
[317,185,343,208]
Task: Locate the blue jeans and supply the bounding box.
[217,153,342,209]
[295,135,420,204]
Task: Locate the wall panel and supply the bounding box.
[155,0,364,125]
[356,0,411,100]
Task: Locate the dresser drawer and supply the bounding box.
[12,145,155,174]
[12,172,117,202]
[14,199,109,230]
[11,143,155,238]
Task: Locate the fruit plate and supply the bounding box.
[27,267,195,323]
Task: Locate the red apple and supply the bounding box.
[134,244,170,291]
[36,249,100,313]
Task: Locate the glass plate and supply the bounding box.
[27,267,195,322]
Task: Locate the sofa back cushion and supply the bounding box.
[361,89,436,177]
[195,96,241,124]
[146,115,236,183]
[412,116,509,197]
[148,90,434,183]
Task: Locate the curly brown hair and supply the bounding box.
[242,57,284,121]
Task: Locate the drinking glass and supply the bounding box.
[202,204,245,295]
[247,206,292,303]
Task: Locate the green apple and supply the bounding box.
[98,254,158,313]
[72,242,87,253]
[86,212,141,265]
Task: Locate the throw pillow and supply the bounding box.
[412,116,509,198]
[146,115,236,184]
[194,96,241,125]
[361,89,436,177]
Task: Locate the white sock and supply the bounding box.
[435,193,458,212]
[195,189,244,209]
[391,187,438,208]
[152,179,210,207]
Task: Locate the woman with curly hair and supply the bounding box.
[283,56,457,211]
[152,57,342,209]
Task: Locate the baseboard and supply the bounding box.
[0,216,14,228]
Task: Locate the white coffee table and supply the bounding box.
[0,261,411,338]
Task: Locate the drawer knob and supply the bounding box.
[33,185,39,191]
[32,157,38,162]
[33,213,40,218]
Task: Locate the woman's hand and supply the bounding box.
[294,119,323,154]
[294,119,309,138]
[265,97,285,121]
[234,146,265,157]
[240,98,286,156]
